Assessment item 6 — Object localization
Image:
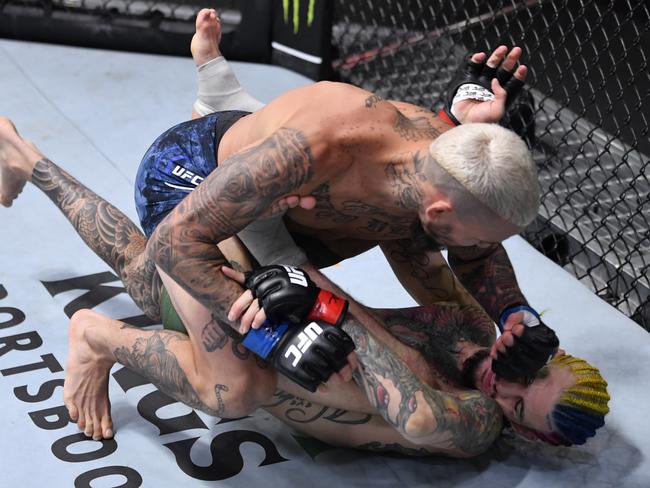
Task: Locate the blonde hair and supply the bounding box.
[532,354,610,446]
[429,123,539,227]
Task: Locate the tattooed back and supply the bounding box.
[219,81,451,254]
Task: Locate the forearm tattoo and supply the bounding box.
[448,244,527,321]
[264,389,372,425]
[148,128,314,331]
[113,327,225,417]
[342,316,502,456]
[386,240,459,301]
[31,158,162,319]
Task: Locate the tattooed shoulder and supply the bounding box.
[364,94,384,108]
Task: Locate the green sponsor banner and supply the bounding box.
[283,0,317,33]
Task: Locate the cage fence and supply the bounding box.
[332,0,650,331]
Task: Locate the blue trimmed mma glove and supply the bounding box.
[244,265,349,327]
[491,305,559,381]
[438,54,525,126]
[242,319,355,392]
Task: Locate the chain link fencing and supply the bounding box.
[332,0,650,331]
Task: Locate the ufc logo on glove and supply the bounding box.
[282,265,308,287]
[284,322,323,367]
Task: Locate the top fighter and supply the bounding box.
[134,9,546,409]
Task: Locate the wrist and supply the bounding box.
[438,108,460,127]
[241,321,290,359]
[306,289,349,326]
[498,304,540,332]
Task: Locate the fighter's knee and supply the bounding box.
[69,308,102,329]
[196,367,276,418]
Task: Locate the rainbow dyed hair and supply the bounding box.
[528,354,610,446]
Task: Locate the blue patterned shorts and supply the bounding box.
[134,110,250,237]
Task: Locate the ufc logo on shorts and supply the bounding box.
[172,164,204,186]
[282,265,308,287]
[284,322,323,367]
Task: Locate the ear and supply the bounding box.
[425,200,453,221]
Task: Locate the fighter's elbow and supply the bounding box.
[401,409,437,440]
[403,395,502,457]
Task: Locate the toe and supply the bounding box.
[84,418,94,438]
[101,415,114,439]
[66,401,79,422]
[76,413,86,432]
[92,417,103,441]
[101,415,113,439]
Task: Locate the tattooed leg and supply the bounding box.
[30,157,163,319]
[65,307,274,440]
[0,118,162,318]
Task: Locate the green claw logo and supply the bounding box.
[283,0,316,34]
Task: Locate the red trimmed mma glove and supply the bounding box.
[438,55,525,126]
[242,318,355,392]
[244,265,349,327]
[491,305,559,381]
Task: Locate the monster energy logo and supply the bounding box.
[282,0,316,34]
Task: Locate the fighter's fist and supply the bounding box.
[242,319,355,392]
[244,265,348,326]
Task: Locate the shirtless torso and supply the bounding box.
[218,81,445,253]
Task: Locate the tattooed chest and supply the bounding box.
[305,183,413,239]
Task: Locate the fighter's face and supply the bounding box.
[473,354,576,433]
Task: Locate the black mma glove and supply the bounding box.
[438,53,525,126]
[491,305,559,381]
[244,265,349,326]
[241,319,355,392]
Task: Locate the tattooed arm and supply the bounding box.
[148,128,322,326]
[380,240,480,308]
[341,315,503,457]
[380,240,527,323]
[447,243,527,323]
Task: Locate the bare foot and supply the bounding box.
[64,309,115,440]
[191,8,222,67]
[0,117,43,207]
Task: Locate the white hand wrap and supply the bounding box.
[450,83,495,119]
